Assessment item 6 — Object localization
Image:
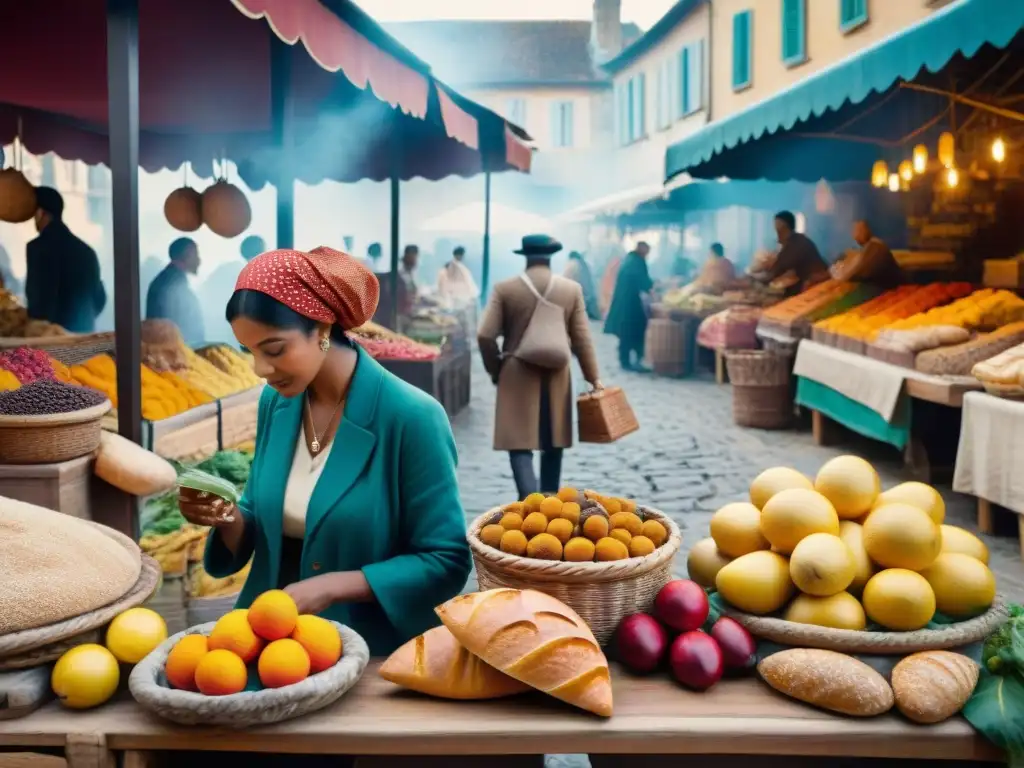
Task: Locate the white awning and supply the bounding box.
[558,174,694,222]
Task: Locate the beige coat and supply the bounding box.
[478,265,600,451]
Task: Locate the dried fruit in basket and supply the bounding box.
[0,378,107,415]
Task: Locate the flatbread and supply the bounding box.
[0,497,142,635]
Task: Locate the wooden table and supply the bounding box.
[0,662,999,768]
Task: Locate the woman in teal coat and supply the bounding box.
[178,246,471,658]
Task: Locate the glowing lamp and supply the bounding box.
[871,160,889,188]
[938,132,955,167]
[913,144,928,173]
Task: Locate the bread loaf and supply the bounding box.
[758,649,893,717]
[891,651,979,724]
[379,625,530,700]
[95,431,178,496]
[436,589,613,717]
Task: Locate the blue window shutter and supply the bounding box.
[549,101,561,147]
[679,46,690,117]
[840,0,869,32]
[613,82,623,145]
[620,81,630,144]
[689,40,705,112]
[563,102,574,147]
[732,11,752,91]
[637,72,646,137]
[781,0,805,66]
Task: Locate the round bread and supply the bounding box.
[0,497,142,635]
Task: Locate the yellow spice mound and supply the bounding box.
[1,497,142,635]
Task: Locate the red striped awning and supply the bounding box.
[505,127,533,173]
[436,87,479,150]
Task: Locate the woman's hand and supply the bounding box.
[592,379,605,391]
[177,488,237,528]
[283,571,374,615]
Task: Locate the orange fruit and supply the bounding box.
[208,609,264,663]
[194,649,247,696]
[165,634,209,691]
[248,590,299,641]
[258,638,311,689]
[292,615,343,673]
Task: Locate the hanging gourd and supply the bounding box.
[164,187,203,232]
[938,132,955,168]
[201,159,251,239]
[0,132,37,224]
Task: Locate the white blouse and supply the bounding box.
[282,424,335,539]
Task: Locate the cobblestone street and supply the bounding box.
[451,323,1024,599]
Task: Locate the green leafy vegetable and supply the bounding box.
[985,604,1024,673]
[964,604,1024,765]
[194,450,253,490]
[177,466,240,505]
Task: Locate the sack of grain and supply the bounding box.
[0,497,141,635]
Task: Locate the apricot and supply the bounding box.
[560,502,581,526]
[539,496,564,520]
[499,512,524,531]
[610,512,643,536]
[602,497,623,515]
[609,528,632,546]
[546,517,574,544]
[629,535,656,558]
[194,649,247,696]
[618,498,638,514]
[521,512,549,538]
[165,634,208,691]
[526,532,563,560]
[499,529,528,556]
[503,501,524,515]
[582,515,609,542]
[258,638,311,689]
[641,519,668,547]
[208,609,264,663]
[248,590,299,641]
[563,537,596,562]
[556,487,580,503]
[595,537,629,562]
[523,493,545,513]
[480,524,505,548]
[291,614,343,673]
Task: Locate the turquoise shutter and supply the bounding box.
[840,0,868,32]
[686,40,705,113]
[732,11,752,90]
[549,102,561,147]
[781,0,805,66]
[562,102,574,147]
[636,72,646,138]
[679,46,690,117]
[613,82,623,145]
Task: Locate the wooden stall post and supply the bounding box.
[270,35,295,249]
[481,170,492,304]
[389,170,401,331]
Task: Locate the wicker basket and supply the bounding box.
[0,331,115,365]
[725,350,793,386]
[129,620,370,727]
[0,399,110,464]
[645,318,688,377]
[468,506,681,644]
[722,597,1008,655]
[577,387,639,444]
[732,384,793,429]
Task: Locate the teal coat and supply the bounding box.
[205,346,472,656]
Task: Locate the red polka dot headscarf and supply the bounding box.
[235,246,380,330]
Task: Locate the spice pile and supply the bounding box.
[0,346,56,384]
[349,323,440,361]
[198,345,263,389]
[0,378,108,415]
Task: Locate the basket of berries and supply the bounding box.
[0,377,110,464]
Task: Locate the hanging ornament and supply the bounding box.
[992,137,1006,163]
[946,167,959,188]
[201,158,252,239]
[913,144,928,174]
[938,132,955,167]
[871,160,889,188]
[0,124,37,224]
[888,173,900,192]
[165,165,203,232]
[899,160,914,182]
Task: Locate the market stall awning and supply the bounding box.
[0,0,530,183]
[664,0,1024,182]
[421,201,552,234]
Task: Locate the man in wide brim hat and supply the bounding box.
[477,233,603,499]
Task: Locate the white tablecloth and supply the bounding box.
[794,341,910,421]
[954,391,1024,514]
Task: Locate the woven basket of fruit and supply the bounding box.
[468,490,681,645]
[129,613,370,727]
[0,382,110,464]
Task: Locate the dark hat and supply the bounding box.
[35,186,64,218]
[514,234,562,257]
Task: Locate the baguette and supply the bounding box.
[758,648,894,717]
[379,625,530,700]
[436,588,613,717]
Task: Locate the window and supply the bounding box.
[629,72,646,142]
[614,81,628,145]
[550,101,574,148]
[655,60,672,131]
[732,10,753,91]
[677,39,705,118]
[781,0,806,67]
[504,98,526,127]
[840,0,869,32]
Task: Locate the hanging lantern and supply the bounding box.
[871,160,889,188]
[913,144,928,173]
[946,167,959,188]
[164,187,203,232]
[992,137,1007,163]
[202,180,252,239]
[938,132,955,167]
[888,173,900,192]
[899,160,914,182]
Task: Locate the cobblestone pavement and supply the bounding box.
[449,325,1024,768]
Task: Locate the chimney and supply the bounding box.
[590,0,623,64]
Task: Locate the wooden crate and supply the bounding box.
[0,455,93,520]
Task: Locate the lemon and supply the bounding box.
[838,521,875,595]
[862,569,936,631]
[789,533,855,596]
[874,481,945,525]
[760,488,840,555]
[862,503,940,571]
[715,550,794,615]
[814,455,880,520]
[784,592,867,630]
[920,553,996,619]
[749,467,813,510]
[51,644,120,709]
[709,502,769,558]
[105,607,168,664]
[940,524,989,564]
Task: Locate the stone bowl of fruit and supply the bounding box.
[129,589,369,727]
[693,458,1009,656]
[468,488,682,645]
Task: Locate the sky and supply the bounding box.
[355,0,678,28]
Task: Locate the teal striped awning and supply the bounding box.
[665,0,1024,183]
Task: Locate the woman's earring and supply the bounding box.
[319,336,330,353]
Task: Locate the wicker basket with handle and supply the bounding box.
[577,386,639,444]
[468,506,680,644]
[0,399,111,464]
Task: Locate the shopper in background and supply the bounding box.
[437,245,479,306]
[760,210,829,293]
[363,242,383,272]
[830,219,904,287]
[604,240,654,373]
[563,250,600,320]
[146,237,205,346]
[692,242,737,294]
[478,234,602,499]
[25,187,106,333]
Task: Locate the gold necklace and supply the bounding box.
[305,393,344,454]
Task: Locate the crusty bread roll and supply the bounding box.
[379,625,530,700]
[891,650,979,724]
[436,589,613,717]
[758,648,894,717]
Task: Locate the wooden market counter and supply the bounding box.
[0,662,1000,767]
